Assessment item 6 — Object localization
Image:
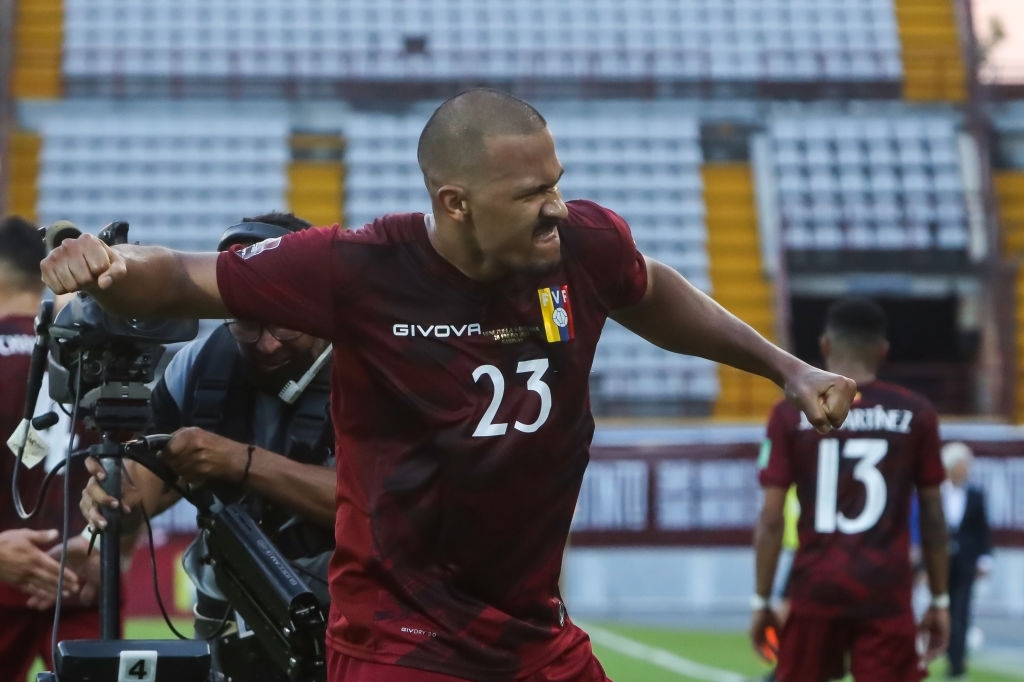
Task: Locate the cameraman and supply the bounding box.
[80,213,334,682]
[0,215,102,682]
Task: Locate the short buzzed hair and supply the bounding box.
[417,88,547,188]
[0,215,45,293]
[824,296,887,345]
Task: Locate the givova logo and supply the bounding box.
[392,323,483,338]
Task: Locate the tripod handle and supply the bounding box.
[98,456,122,640]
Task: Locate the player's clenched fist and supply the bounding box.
[41,233,127,294]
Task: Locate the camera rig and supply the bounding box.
[28,222,326,682]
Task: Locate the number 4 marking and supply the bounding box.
[815,438,889,534]
[118,650,157,682]
[472,359,552,437]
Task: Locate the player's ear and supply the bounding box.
[876,339,890,365]
[437,185,470,223]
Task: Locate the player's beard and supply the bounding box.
[242,350,317,395]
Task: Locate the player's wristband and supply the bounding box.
[750,594,771,611]
[930,593,950,609]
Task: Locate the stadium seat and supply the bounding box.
[758,114,970,254]
[61,0,904,87]
[35,108,290,252]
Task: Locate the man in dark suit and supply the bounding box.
[941,441,993,680]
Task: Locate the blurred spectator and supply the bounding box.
[941,441,993,680]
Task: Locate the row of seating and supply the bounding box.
[758,115,973,253]
[62,0,902,83]
[36,114,291,252]
[30,106,978,401]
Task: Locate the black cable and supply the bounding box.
[12,449,192,525]
[138,504,192,641]
[50,359,83,682]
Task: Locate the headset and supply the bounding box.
[216,221,297,253]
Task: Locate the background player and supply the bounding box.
[751,296,950,682]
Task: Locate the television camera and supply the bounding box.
[25,222,326,682]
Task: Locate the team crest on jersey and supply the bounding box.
[537,285,575,343]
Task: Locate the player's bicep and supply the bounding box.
[759,486,788,524]
[175,252,230,318]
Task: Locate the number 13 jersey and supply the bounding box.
[760,381,946,619]
[217,200,648,679]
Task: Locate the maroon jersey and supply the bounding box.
[0,315,90,607]
[217,200,647,679]
[759,380,945,619]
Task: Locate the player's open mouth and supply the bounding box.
[533,224,559,243]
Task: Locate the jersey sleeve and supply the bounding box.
[913,403,945,488]
[217,226,338,339]
[759,401,795,488]
[562,200,648,310]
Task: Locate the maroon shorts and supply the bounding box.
[326,630,611,682]
[0,605,101,682]
[776,610,925,682]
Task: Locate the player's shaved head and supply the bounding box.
[824,297,887,345]
[822,296,890,368]
[417,88,547,190]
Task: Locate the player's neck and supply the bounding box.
[825,362,876,386]
[426,213,507,282]
[0,289,42,319]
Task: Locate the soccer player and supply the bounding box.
[751,297,950,682]
[42,88,857,681]
[0,215,101,681]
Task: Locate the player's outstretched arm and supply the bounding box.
[612,257,856,431]
[41,234,227,319]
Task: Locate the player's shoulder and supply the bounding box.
[563,199,628,229]
[334,212,428,247]
[766,397,801,426]
[769,397,799,416]
[0,314,35,335]
[559,200,635,254]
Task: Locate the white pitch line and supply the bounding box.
[585,624,749,682]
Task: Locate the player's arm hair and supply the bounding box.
[89,246,228,319]
[916,486,949,598]
[612,257,804,389]
[754,486,788,598]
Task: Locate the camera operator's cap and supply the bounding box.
[217,222,295,252]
